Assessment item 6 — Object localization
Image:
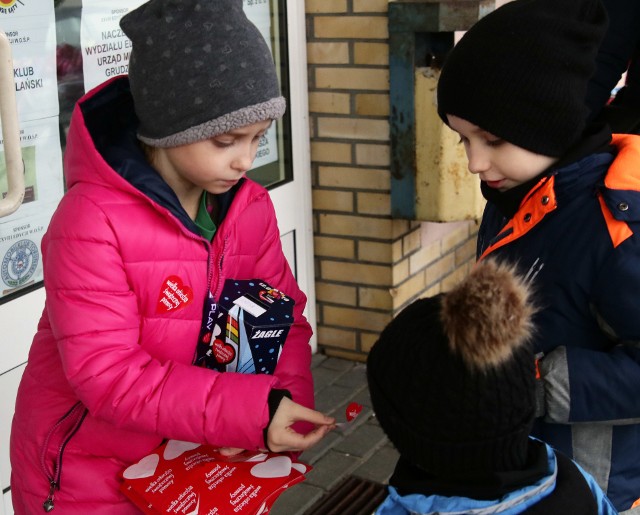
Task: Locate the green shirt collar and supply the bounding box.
[194,192,217,241]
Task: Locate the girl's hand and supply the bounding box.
[218,447,245,457]
[266,396,335,453]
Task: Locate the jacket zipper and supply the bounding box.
[211,236,228,301]
[192,236,227,365]
[39,402,88,512]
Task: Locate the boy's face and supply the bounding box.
[156,119,272,196]
[447,115,558,192]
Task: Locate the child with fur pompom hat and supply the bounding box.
[368,260,618,515]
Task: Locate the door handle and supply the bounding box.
[0,30,24,218]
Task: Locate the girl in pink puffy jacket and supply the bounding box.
[10,1,333,513]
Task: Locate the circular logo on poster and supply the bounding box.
[1,239,39,288]
[0,0,20,14]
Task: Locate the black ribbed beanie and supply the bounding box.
[367,260,537,476]
[120,0,285,148]
[437,0,608,157]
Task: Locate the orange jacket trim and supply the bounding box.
[597,194,633,248]
[596,133,640,248]
[606,134,640,190]
[479,175,558,262]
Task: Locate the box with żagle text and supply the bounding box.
[195,279,295,375]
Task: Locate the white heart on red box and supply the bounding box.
[250,456,292,478]
[122,453,160,479]
[292,462,308,474]
[163,439,200,460]
[246,452,269,463]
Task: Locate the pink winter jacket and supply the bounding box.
[9,77,314,513]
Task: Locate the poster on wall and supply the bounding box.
[0,0,64,300]
[80,0,280,168]
[0,0,59,121]
[79,0,145,92]
[242,0,279,170]
[0,119,64,298]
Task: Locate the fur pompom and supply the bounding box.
[440,260,535,370]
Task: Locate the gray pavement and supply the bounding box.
[270,354,399,514]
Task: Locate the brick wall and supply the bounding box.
[306,0,479,361]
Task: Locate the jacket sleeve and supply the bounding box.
[44,193,280,451]
[250,195,315,417]
[573,459,620,515]
[540,238,640,424]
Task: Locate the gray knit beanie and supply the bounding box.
[120,0,286,148]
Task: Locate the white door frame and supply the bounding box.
[269,0,316,352]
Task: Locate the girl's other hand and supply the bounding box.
[218,447,245,457]
[266,396,335,453]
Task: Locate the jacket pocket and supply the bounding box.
[39,401,88,512]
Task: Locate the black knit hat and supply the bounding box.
[437,0,608,157]
[120,0,286,148]
[367,260,537,476]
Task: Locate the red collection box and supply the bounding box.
[121,440,311,515]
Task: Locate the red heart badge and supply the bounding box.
[213,338,236,364]
[156,275,193,314]
[346,402,363,422]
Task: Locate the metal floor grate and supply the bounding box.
[304,475,388,515]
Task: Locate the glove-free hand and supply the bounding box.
[266,396,335,453]
[218,447,244,457]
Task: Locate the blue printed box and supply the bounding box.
[204,279,295,375]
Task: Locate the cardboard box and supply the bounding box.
[197,279,295,374]
[121,440,310,515]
